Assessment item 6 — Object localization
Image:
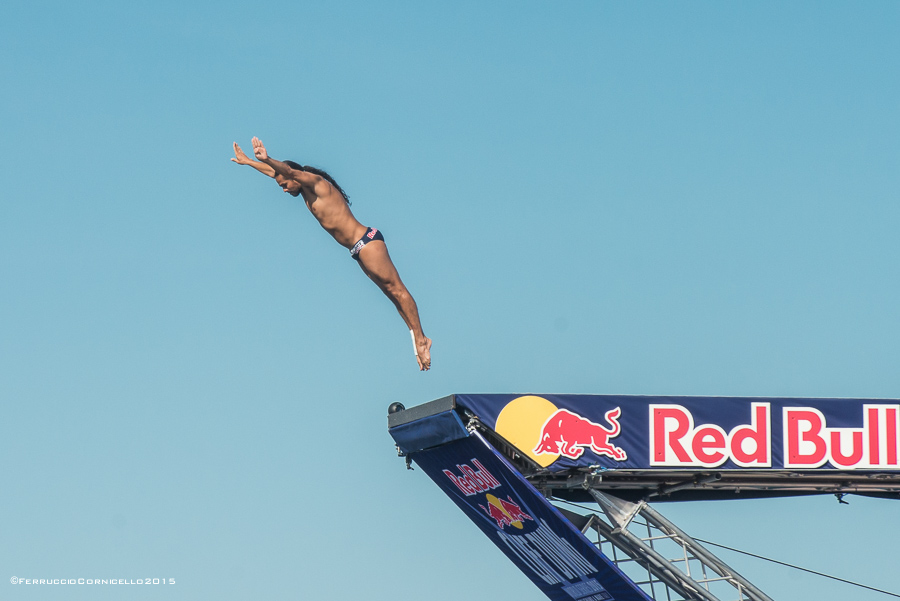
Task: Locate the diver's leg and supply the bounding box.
[356,240,432,370]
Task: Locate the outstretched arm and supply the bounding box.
[251,137,322,187]
[231,142,276,177]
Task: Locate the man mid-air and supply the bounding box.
[231,138,432,371]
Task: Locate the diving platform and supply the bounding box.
[387,394,900,600]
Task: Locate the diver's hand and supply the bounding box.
[231,142,255,165]
[252,137,269,161]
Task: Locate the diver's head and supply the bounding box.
[275,172,301,196]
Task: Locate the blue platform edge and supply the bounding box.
[389,409,469,454]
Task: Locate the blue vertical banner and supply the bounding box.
[410,431,651,601]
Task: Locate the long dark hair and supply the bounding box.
[284,160,350,205]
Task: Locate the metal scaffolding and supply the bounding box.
[557,491,774,601]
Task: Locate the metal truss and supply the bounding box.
[558,491,774,601]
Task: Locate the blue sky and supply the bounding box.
[1,1,899,599]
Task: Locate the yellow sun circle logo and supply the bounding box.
[495,395,560,467]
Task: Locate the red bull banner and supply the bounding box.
[409,430,652,601]
[453,394,900,472]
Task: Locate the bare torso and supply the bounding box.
[298,186,367,248]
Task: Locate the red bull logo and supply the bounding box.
[652,402,900,469]
[493,396,627,467]
[479,494,534,530]
[443,459,501,497]
[487,394,900,472]
[533,407,627,461]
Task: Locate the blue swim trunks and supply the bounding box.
[350,227,384,261]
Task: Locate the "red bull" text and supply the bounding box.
[651,403,900,469]
[443,459,501,496]
[784,405,899,469]
[534,407,627,461]
[651,403,771,467]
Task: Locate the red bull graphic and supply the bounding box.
[397,418,659,600]
[651,403,771,468]
[443,459,502,496]
[464,393,900,474]
[479,494,535,530]
[534,408,627,461]
[650,402,900,469]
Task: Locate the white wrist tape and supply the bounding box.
[410,330,418,357]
